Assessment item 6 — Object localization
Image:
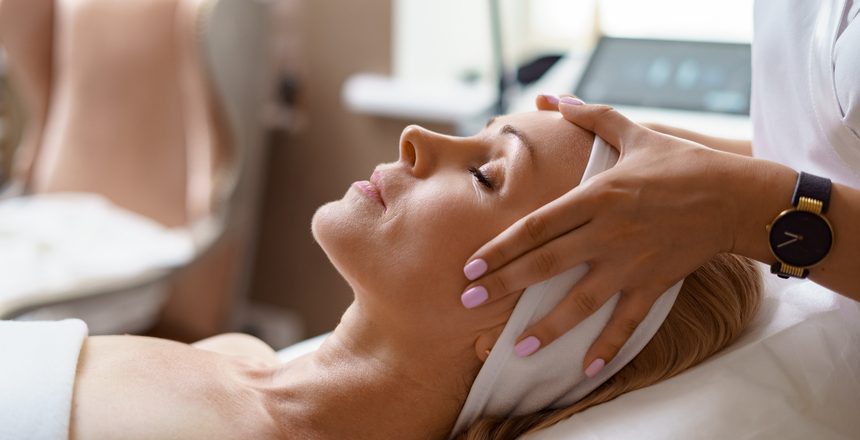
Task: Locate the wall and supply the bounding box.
[251,0,451,337]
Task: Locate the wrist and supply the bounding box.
[725,156,797,261]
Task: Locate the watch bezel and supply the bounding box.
[767,208,834,269]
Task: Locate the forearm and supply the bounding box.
[725,154,860,298]
[646,123,752,156]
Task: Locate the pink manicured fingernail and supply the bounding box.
[463,259,488,281]
[514,336,541,357]
[461,286,489,309]
[584,358,605,378]
[560,97,585,106]
[540,94,560,105]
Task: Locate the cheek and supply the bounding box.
[382,184,512,286]
[395,196,475,266]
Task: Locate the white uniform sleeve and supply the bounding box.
[834,1,860,135]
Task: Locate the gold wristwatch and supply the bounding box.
[766,172,834,279]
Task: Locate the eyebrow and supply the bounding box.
[499,124,535,166]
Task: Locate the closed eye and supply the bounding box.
[469,166,494,190]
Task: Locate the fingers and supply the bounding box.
[537,97,641,154]
[535,94,560,111]
[464,185,597,281]
[580,292,654,376]
[535,94,581,111]
[461,223,597,308]
[512,265,620,357]
[557,102,639,151]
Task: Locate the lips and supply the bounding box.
[354,175,386,209]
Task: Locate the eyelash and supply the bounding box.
[469,166,494,190]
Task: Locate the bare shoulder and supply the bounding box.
[71,335,284,440]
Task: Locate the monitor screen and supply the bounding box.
[574,37,751,115]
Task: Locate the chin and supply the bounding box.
[311,197,380,290]
[311,201,349,262]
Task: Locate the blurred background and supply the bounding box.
[0,0,754,348]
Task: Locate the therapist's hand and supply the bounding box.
[461,96,742,376]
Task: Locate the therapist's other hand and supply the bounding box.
[462,97,739,376]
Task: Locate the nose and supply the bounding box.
[398,124,437,177]
[399,125,481,178]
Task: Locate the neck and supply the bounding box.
[263,302,476,440]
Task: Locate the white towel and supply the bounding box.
[0,319,89,440]
[0,193,194,301]
[450,136,684,437]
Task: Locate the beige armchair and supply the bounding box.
[0,0,269,336]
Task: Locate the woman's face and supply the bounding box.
[312,111,593,349]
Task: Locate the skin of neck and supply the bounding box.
[257,298,484,440]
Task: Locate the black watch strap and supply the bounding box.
[791,171,831,213]
[770,171,832,279]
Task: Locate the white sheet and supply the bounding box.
[525,272,860,439]
[277,268,860,439]
[277,332,329,363]
[0,319,89,440]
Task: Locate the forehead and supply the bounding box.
[486,111,593,182]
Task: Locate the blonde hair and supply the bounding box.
[458,253,762,440]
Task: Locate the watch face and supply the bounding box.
[769,210,833,267]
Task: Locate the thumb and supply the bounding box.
[558,100,641,151]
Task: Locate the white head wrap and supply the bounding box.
[450,136,684,437]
